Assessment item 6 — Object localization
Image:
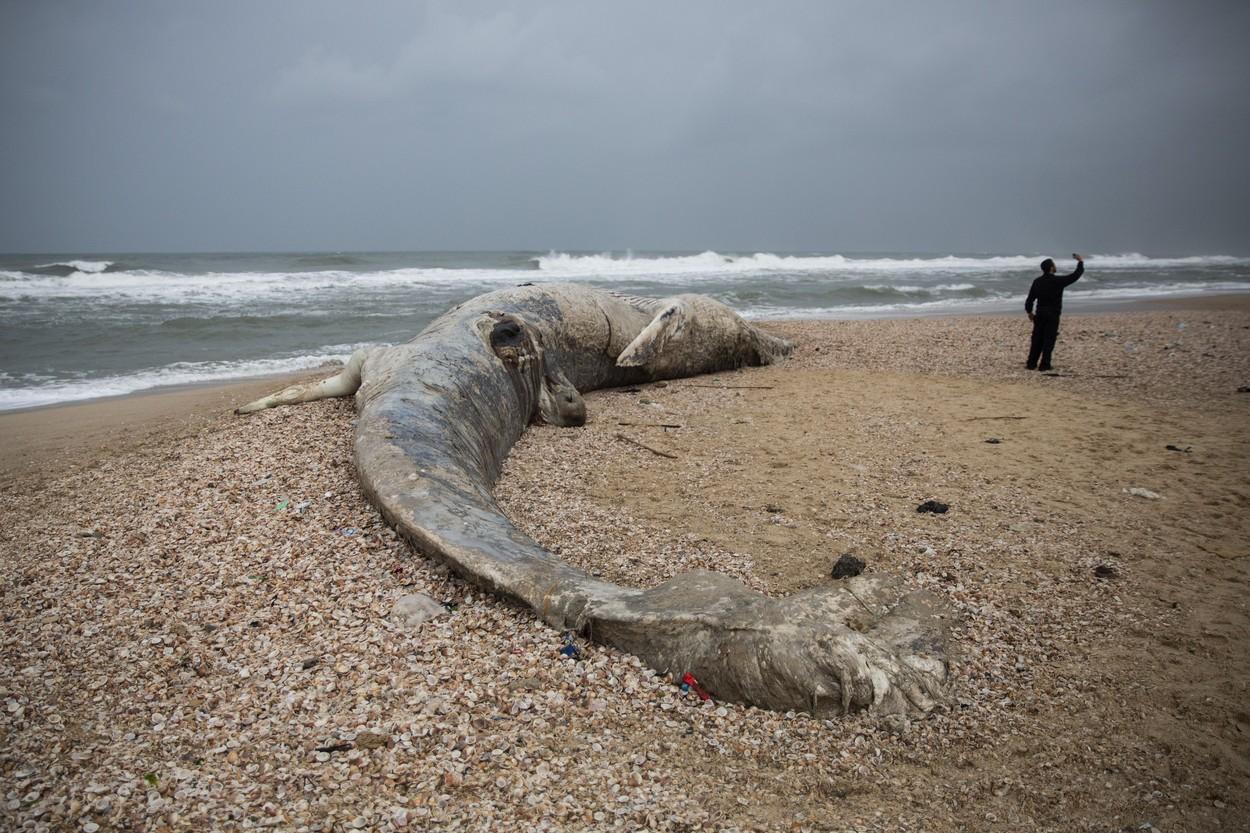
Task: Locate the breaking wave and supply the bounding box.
[534,250,1249,276]
[0,266,545,303]
[28,260,116,276]
[4,251,1245,304]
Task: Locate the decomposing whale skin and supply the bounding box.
[239,282,949,715]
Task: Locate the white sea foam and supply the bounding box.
[0,343,370,412]
[740,280,1250,319]
[0,266,544,303]
[33,260,114,273]
[742,296,1018,320]
[535,250,1249,276]
[1067,280,1250,300]
[861,283,979,293]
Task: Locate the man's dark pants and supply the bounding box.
[1027,310,1061,370]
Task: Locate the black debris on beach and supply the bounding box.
[830,553,866,579]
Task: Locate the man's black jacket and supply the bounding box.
[1025,261,1084,315]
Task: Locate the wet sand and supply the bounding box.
[0,373,319,482]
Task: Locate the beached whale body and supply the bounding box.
[238,283,949,715]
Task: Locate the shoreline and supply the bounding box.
[0,366,324,417]
[0,370,319,481]
[3,290,1246,420]
[3,293,1248,483]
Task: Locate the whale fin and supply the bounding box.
[235,348,369,414]
[616,301,688,367]
[608,291,667,316]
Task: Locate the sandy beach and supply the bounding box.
[2,299,1248,832]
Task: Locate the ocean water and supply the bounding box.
[2,250,1247,411]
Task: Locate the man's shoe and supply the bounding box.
[1026,363,1037,370]
[1038,365,1052,372]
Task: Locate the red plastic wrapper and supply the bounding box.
[681,672,711,701]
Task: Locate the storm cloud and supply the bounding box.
[2,1,1247,253]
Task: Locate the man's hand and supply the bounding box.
[1028,312,1035,322]
[1072,253,1084,262]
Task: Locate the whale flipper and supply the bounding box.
[235,348,369,414]
[615,301,687,368]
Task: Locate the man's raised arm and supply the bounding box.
[1060,255,1085,287]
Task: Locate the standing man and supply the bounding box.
[1025,254,1085,371]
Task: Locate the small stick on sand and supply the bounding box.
[1043,372,1128,379]
[963,415,1028,421]
[685,384,776,390]
[613,433,678,459]
[1049,373,1129,379]
[617,421,683,429]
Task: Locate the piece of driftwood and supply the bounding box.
[963,415,1028,421]
[685,383,776,390]
[1043,372,1129,379]
[617,421,683,429]
[614,432,678,459]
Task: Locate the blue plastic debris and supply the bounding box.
[559,632,582,660]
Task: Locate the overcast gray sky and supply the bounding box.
[2,1,1248,254]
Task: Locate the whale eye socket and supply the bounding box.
[489,319,523,348]
[489,318,533,367]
